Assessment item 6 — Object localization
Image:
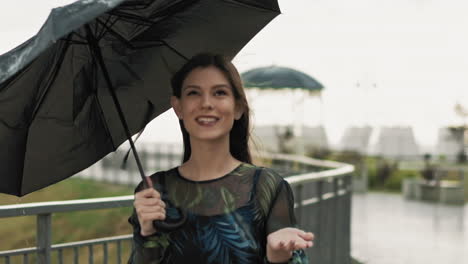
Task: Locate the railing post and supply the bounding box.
[37,213,52,264]
[346,174,352,264]
[295,184,303,224]
[316,180,324,263]
[461,169,468,203]
[331,177,339,264]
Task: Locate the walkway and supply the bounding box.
[351,192,468,264]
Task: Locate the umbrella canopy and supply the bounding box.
[241,65,323,92]
[0,0,280,197]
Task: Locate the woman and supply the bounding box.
[128,53,314,263]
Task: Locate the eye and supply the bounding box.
[186,90,199,96]
[214,89,228,96]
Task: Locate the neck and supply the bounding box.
[180,136,241,181]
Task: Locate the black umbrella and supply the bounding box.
[0,0,280,195]
[0,0,280,229]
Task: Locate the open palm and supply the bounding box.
[266,227,314,263]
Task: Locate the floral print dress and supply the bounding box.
[128,163,309,264]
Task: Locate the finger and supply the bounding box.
[139,212,166,222]
[278,241,285,249]
[135,188,161,199]
[297,231,314,241]
[290,240,296,251]
[137,198,166,207]
[284,240,294,251]
[136,206,166,216]
[292,241,310,250]
[134,198,162,209]
[301,240,315,249]
[134,198,157,207]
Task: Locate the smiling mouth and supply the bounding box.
[195,117,220,126]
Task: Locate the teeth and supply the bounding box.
[197,117,217,122]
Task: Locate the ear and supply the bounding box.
[171,96,182,119]
[234,103,244,120]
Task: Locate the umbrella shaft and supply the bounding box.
[85,25,149,188]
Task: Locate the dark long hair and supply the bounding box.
[171,53,252,164]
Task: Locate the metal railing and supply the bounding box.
[259,152,354,263]
[0,151,353,264]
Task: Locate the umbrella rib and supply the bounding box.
[131,42,165,49]
[146,0,200,20]
[108,10,154,26]
[30,41,71,123]
[109,0,199,28]
[95,16,119,41]
[116,1,152,10]
[94,0,201,45]
[94,19,136,50]
[160,40,189,61]
[61,37,88,45]
[68,32,87,42]
[109,0,197,26]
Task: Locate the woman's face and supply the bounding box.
[171,66,243,142]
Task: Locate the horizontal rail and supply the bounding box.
[0,235,133,258]
[0,164,352,218]
[52,235,132,250]
[0,196,134,218]
[0,153,353,218]
[260,152,354,185]
[295,189,348,208]
[0,247,37,257]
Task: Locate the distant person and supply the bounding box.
[128,53,314,263]
[422,154,435,182]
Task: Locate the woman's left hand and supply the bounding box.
[266,227,314,263]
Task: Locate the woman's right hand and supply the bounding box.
[134,187,166,236]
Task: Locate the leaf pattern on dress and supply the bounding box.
[128,164,310,263]
[169,176,204,209]
[220,186,236,213]
[256,168,282,220]
[197,211,258,264]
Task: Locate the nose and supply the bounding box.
[201,94,214,110]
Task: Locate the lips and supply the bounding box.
[195,116,220,126]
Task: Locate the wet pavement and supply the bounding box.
[351,192,468,264]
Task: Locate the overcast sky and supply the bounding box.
[1,0,467,148]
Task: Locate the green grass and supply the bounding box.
[0,177,135,256]
[0,177,135,205]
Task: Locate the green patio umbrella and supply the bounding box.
[241,66,324,153]
[241,65,323,93]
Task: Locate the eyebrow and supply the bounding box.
[183,84,231,91]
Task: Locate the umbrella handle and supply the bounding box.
[149,178,188,232]
[152,207,188,232]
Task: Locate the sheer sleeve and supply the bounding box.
[265,180,296,234]
[265,176,309,264]
[127,211,167,264]
[127,173,169,264]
